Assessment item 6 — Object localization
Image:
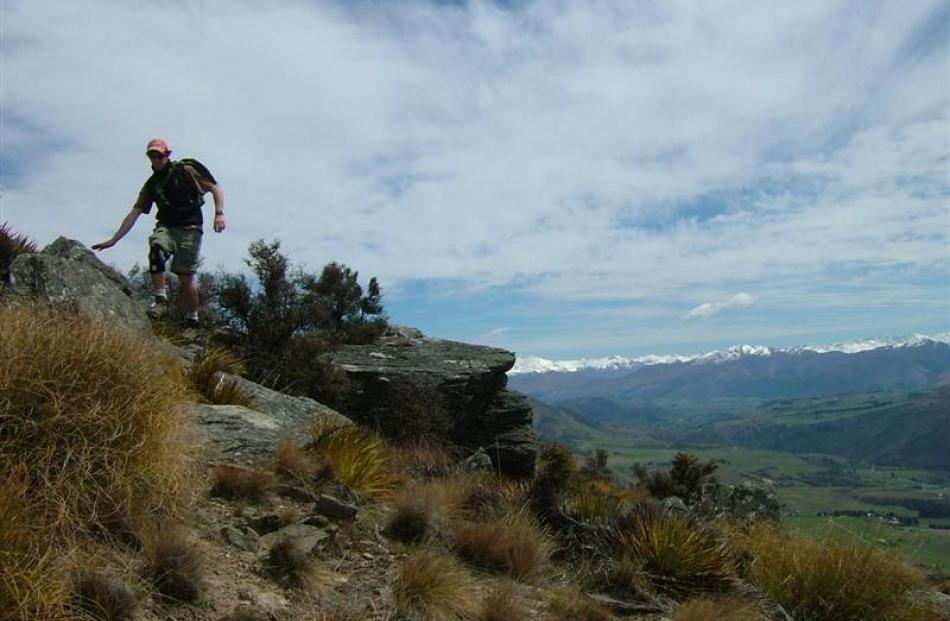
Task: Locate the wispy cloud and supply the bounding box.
[2,1,947,356]
[686,293,755,320]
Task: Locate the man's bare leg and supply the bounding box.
[179,273,199,326]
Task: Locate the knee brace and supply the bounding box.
[148,244,168,274]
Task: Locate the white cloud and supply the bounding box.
[1,0,947,355]
[686,292,756,320]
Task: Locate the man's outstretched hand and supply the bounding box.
[91,240,115,251]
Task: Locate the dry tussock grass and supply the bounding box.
[389,437,455,480]
[188,346,256,407]
[480,580,531,620]
[210,465,272,504]
[738,523,931,621]
[452,509,552,581]
[613,504,733,597]
[308,419,398,500]
[264,538,322,591]
[386,479,468,544]
[0,307,199,535]
[674,596,765,621]
[393,551,478,620]
[0,476,72,620]
[545,586,614,621]
[140,521,203,603]
[73,571,137,621]
[276,439,315,481]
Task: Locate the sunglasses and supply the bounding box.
[146,151,167,160]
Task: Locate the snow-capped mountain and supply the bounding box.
[511,333,950,375]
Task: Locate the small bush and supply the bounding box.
[480,581,531,621]
[188,346,256,407]
[264,538,320,590]
[633,453,717,503]
[529,443,578,521]
[74,572,136,621]
[141,522,203,603]
[210,465,272,504]
[308,419,398,500]
[452,510,552,581]
[613,503,733,596]
[0,222,37,284]
[740,523,928,621]
[674,596,765,621]
[392,551,477,620]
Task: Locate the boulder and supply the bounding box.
[329,330,537,477]
[190,380,350,464]
[2,237,151,333]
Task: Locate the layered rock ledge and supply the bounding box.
[330,328,538,478]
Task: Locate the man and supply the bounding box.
[93,138,225,330]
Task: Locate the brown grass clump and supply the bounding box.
[545,586,614,621]
[674,596,765,621]
[386,479,467,544]
[275,439,315,481]
[390,437,455,480]
[308,419,398,500]
[452,509,552,581]
[393,551,478,620]
[739,523,930,621]
[565,480,628,523]
[264,538,321,590]
[0,307,198,535]
[141,522,203,603]
[210,465,272,504]
[187,346,257,407]
[73,572,136,621]
[613,503,733,597]
[480,581,531,621]
[0,475,72,620]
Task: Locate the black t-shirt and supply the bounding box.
[137,159,216,227]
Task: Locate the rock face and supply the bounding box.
[329,329,538,478]
[190,375,351,464]
[2,237,151,333]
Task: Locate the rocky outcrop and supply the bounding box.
[329,328,538,478]
[2,237,151,333]
[189,375,350,465]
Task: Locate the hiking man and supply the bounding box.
[93,138,225,329]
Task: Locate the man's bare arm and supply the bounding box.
[92,207,144,250]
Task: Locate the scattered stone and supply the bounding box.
[221,525,260,552]
[261,524,329,556]
[273,483,316,502]
[237,586,289,618]
[246,514,283,535]
[458,448,494,473]
[661,496,688,513]
[313,494,359,522]
[302,514,331,528]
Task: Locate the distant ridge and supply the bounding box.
[511,332,950,374]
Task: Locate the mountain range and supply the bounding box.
[509,333,950,402]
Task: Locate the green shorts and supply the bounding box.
[148,225,203,275]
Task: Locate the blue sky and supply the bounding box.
[2,0,948,359]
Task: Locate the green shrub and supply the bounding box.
[633,452,717,503]
[529,443,578,521]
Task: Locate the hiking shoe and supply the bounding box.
[147,296,167,320]
[184,317,200,330]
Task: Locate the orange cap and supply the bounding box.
[145,138,170,155]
